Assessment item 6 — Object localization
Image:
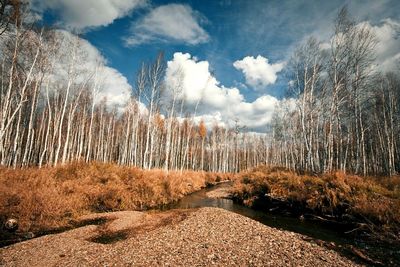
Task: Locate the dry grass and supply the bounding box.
[231,165,400,239]
[0,162,232,234]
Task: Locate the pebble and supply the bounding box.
[0,208,360,266]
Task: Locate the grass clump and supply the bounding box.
[231,165,400,240]
[0,162,232,234]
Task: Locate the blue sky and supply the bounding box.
[31,0,400,131]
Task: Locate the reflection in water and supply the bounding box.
[167,183,400,265]
[164,182,351,245]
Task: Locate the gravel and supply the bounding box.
[0,207,361,266]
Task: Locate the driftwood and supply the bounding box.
[260,192,400,246]
[344,223,369,234]
[264,193,287,202]
[304,214,341,224]
[348,245,383,266]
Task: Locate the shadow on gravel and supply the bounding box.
[160,182,400,267]
[0,217,108,248]
[87,209,193,245]
[89,230,130,244]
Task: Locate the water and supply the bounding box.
[163,182,351,245]
[2,182,397,265]
[162,182,400,265]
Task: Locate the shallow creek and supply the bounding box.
[160,181,400,266]
[161,182,351,245]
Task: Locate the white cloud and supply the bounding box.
[319,42,331,50]
[165,52,285,132]
[165,53,240,109]
[49,30,132,108]
[96,67,132,108]
[233,55,284,90]
[368,19,400,71]
[125,4,209,46]
[184,112,227,130]
[32,0,146,31]
[317,19,400,72]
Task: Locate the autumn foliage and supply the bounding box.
[0,162,231,234]
[231,165,400,240]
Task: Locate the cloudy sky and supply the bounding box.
[31,0,400,131]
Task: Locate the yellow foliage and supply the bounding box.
[0,162,233,233]
[231,165,400,232]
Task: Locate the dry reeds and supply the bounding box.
[231,166,400,239]
[0,162,232,234]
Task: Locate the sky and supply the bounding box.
[29,0,400,132]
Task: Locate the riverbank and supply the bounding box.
[230,166,400,265]
[0,162,232,246]
[0,207,359,266]
[1,163,399,265]
[231,166,400,238]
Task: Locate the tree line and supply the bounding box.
[0,3,398,176]
[0,1,269,172]
[269,8,400,176]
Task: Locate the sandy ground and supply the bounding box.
[0,207,361,267]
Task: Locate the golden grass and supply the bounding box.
[0,162,232,233]
[231,165,400,238]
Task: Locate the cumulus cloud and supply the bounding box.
[317,19,400,72]
[49,30,132,108]
[165,52,284,131]
[31,0,146,31]
[96,67,132,108]
[233,55,284,90]
[368,19,400,71]
[125,4,209,46]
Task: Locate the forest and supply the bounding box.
[0,2,398,176]
[0,1,399,265]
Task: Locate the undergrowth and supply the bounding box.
[0,162,231,234]
[231,165,400,241]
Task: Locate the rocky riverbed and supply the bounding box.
[0,207,360,266]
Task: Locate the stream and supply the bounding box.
[2,182,398,265]
[161,181,400,266]
[162,182,351,245]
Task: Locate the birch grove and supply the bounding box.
[268,8,399,176]
[0,5,398,176]
[0,18,269,171]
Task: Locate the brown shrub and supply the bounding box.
[231,165,400,236]
[231,171,270,206]
[0,162,233,234]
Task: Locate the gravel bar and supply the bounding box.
[0,207,361,266]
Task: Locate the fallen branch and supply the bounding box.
[344,223,368,234]
[348,245,383,266]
